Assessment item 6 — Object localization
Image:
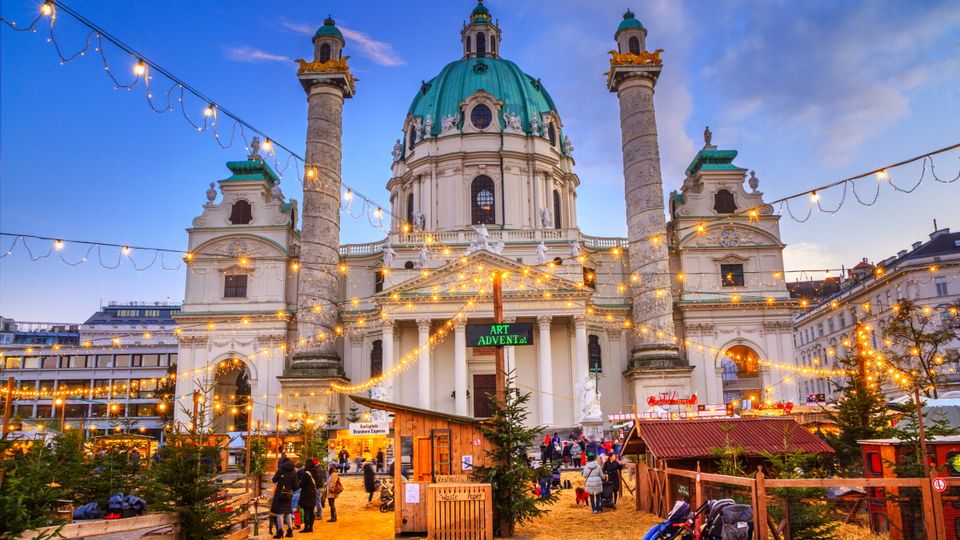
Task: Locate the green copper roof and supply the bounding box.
[471,1,491,22]
[314,16,343,39]
[685,149,741,177]
[222,158,280,186]
[408,57,559,137]
[617,9,644,32]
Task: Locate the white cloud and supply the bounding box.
[782,242,844,275]
[222,46,290,64]
[277,19,404,67]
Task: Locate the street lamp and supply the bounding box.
[54,398,66,432]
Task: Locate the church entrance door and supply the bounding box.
[472,374,496,417]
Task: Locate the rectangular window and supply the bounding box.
[133,403,156,417]
[115,309,139,317]
[114,355,131,368]
[15,404,34,418]
[41,356,58,369]
[68,355,87,368]
[828,319,835,333]
[144,309,161,317]
[96,355,113,368]
[4,356,20,369]
[89,403,107,418]
[936,277,949,296]
[839,313,846,328]
[36,405,53,418]
[374,270,385,293]
[140,354,160,367]
[65,404,87,418]
[720,264,745,287]
[817,323,824,337]
[167,353,177,367]
[224,275,248,298]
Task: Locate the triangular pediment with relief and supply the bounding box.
[376,250,591,303]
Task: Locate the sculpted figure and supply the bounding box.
[382,243,396,267]
[391,139,402,161]
[536,241,548,265]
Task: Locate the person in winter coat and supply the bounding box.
[582,454,606,514]
[363,460,377,502]
[602,453,624,507]
[271,458,298,537]
[375,449,385,473]
[338,448,349,473]
[325,463,342,522]
[298,459,321,533]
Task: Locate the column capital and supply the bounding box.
[349,333,364,346]
[416,319,432,332]
[536,315,553,328]
[381,318,396,331]
[503,316,517,324]
[453,320,467,332]
[573,313,588,328]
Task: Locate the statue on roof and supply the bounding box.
[529,116,540,137]
[466,223,491,254]
[391,139,402,161]
[539,207,553,229]
[440,113,459,135]
[562,135,574,155]
[382,243,397,268]
[250,136,261,157]
[271,178,284,202]
[492,239,505,254]
[536,241,549,265]
[418,244,430,268]
[423,114,433,139]
[503,112,523,133]
[569,241,581,259]
[703,125,714,148]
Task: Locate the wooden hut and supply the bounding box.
[350,395,494,537]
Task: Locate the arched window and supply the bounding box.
[548,123,556,146]
[471,175,495,225]
[229,200,253,225]
[406,193,415,226]
[490,37,496,55]
[714,189,737,214]
[477,32,486,57]
[628,36,641,55]
[408,126,416,150]
[466,36,472,54]
[552,189,562,229]
[588,335,602,373]
[319,43,332,63]
[370,340,383,378]
[721,344,763,404]
[470,104,492,130]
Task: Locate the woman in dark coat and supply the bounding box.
[271,459,297,538]
[602,453,624,507]
[298,459,321,533]
[363,460,377,502]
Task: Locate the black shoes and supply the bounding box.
[285,528,293,537]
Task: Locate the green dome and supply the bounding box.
[408,57,558,138]
[314,16,343,40]
[617,9,644,33]
[471,0,491,22]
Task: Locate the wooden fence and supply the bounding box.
[636,463,943,540]
[19,492,252,540]
[426,482,493,540]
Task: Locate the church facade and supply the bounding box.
[174,3,799,431]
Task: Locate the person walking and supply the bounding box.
[325,463,343,522]
[338,448,349,474]
[602,453,624,508]
[582,454,605,514]
[375,448,385,473]
[363,460,377,503]
[271,458,298,537]
[298,459,321,533]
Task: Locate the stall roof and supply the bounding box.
[348,395,489,425]
[622,417,834,460]
[858,435,960,445]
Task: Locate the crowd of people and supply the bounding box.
[533,431,628,515]
[538,431,626,467]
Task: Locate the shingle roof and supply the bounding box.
[631,418,834,460]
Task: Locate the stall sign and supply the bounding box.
[647,394,698,407]
[466,323,534,347]
[348,422,390,436]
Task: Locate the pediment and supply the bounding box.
[679,224,783,249]
[194,235,288,259]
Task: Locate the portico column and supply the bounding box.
[454,321,468,416]
[381,320,395,400]
[417,319,431,409]
[574,314,589,411]
[537,315,554,426]
[348,333,364,380]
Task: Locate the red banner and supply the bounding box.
[647,394,698,407]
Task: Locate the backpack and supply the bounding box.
[330,477,344,495]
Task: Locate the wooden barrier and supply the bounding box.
[426,483,493,540]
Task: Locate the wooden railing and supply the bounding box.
[426,483,493,540]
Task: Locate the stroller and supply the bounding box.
[642,501,692,540]
[378,478,395,513]
[701,499,753,540]
[550,465,562,490]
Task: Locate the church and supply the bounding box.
[174,2,799,432]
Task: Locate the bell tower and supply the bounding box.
[461,0,501,58]
[606,10,692,400]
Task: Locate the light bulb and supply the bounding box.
[344,189,353,202]
[41,2,53,16]
[262,139,272,152]
[121,246,131,256]
[54,239,64,251]
[809,191,820,202]
[133,60,146,76]
[374,207,383,219]
[203,105,215,117]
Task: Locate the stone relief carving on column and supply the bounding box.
[416,319,431,332]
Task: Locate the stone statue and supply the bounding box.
[423,114,433,139]
[748,170,760,193]
[413,211,426,231]
[576,376,603,421]
[206,182,217,204]
[569,241,581,259]
[418,244,430,268]
[411,117,422,144]
[529,116,539,137]
[250,136,261,156]
[562,135,574,155]
[271,178,284,202]
[536,241,548,265]
[440,113,459,135]
[681,175,694,192]
[391,139,402,161]
[703,125,713,148]
[540,115,550,137]
[466,223,491,254]
[503,111,523,133]
[382,243,396,267]
[539,207,553,229]
[492,239,505,254]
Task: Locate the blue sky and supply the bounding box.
[2,0,959,322]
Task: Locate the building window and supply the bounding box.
[470,104,492,130]
[828,318,835,334]
[476,32,486,57]
[936,277,949,296]
[628,36,640,55]
[720,264,745,287]
[713,189,737,214]
[817,323,824,337]
[319,43,331,63]
[370,339,383,378]
[144,309,160,317]
[588,335,602,373]
[42,356,58,369]
[406,193,415,226]
[490,36,496,55]
[224,274,248,298]
[471,175,496,224]
[583,267,596,290]
[375,269,385,293]
[548,123,556,146]
[553,190,562,229]
[408,126,416,151]
[229,200,253,225]
[466,35,471,54]
[116,309,140,317]
[839,313,846,328]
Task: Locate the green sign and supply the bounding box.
[466,323,534,347]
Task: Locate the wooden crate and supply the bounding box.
[426,483,493,540]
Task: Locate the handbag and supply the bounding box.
[277,485,293,504]
[330,477,344,495]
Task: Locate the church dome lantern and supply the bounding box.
[461,0,501,59]
[615,9,647,55]
[313,16,344,63]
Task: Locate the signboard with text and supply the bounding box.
[466,323,534,347]
[348,422,390,436]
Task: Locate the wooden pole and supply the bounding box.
[275,406,281,456]
[244,405,253,493]
[58,399,66,433]
[192,390,200,435]
[915,385,932,479]
[1,377,14,440]
[493,272,505,406]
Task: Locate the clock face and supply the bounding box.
[720,228,741,248]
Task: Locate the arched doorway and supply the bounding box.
[720,345,763,406]
[211,359,252,433]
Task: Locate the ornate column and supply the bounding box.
[417,319,432,409]
[290,19,356,379]
[454,321,468,416]
[537,315,554,426]
[348,333,364,380]
[573,315,589,421]
[381,320,395,400]
[607,14,691,401]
